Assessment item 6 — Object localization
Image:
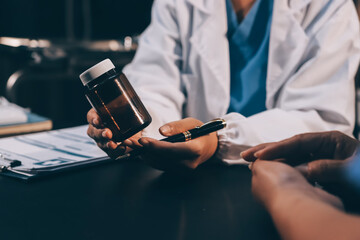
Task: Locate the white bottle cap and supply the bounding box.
[79,59,115,86]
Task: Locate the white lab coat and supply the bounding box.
[123,0,360,163]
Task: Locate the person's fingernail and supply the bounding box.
[93,119,99,126]
[295,164,308,177]
[240,152,244,158]
[140,138,150,146]
[160,125,170,135]
[248,162,253,170]
[107,142,117,150]
[123,139,133,146]
[254,152,259,158]
[102,131,108,138]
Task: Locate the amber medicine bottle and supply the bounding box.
[80,59,152,142]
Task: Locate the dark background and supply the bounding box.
[0,0,153,129]
[0,0,153,39]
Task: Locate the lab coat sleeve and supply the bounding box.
[216,0,360,164]
[123,0,184,139]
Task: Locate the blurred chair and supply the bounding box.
[3,38,136,129]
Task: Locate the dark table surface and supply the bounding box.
[0,161,280,240]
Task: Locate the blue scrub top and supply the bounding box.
[226,0,274,117]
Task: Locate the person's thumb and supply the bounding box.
[159,118,203,136]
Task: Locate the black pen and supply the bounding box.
[115,118,227,161]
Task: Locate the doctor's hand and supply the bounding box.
[137,118,218,172]
[86,108,142,158]
[251,160,344,214]
[242,131,359,183]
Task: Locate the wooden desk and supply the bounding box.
[0,161,280,240]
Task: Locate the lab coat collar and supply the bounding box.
[188,0,230,116]
[289,0,312,11]
[186,0,214,14]
[266,0,311,108]
[186,0,312,13]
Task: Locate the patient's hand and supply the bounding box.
[242,131,359,183]
[251,160,344,212]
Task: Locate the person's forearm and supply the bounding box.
[269,190,360,240]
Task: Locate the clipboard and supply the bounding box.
[0,125,125,180]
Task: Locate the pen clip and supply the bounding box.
[199,118,227,129]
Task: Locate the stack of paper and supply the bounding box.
[0,125,110,179]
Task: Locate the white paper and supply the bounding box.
[0,97,28,125]
[0,125,109,173]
